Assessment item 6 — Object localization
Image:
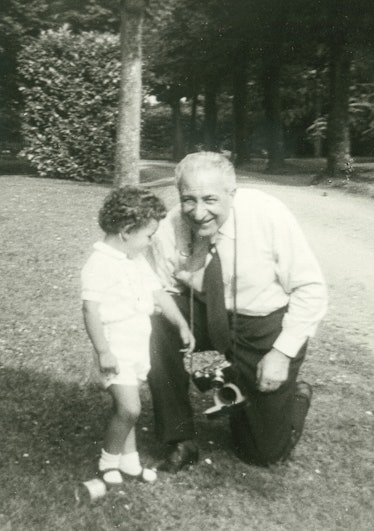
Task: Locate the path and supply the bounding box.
[249,181,374,354]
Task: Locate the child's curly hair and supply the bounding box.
[98,186,167,234]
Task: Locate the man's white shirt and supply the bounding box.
[150,188,328,358]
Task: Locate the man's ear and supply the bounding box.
[119,228,131,241]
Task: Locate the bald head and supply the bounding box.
[175,151,236,192]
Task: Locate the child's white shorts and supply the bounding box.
[97,316,152,388]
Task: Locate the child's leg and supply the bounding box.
[122,426,137,455]
[99,384,157,483]
[104,384,141,454]
[98,384,140,484]
[119,426,157,482]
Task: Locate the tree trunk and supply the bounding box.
[114,0,147,186]
[203,79,218,151]
[188,93,198,152]
[171,97,185,161]
[326,42,351,177]
[232,45,250,166]
[313,78,323,158]
[262,57,284,171]
[260,2,290,172]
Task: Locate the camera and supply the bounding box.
[204,382,246,419]
[192,365,227,392]
[191,356,246,419]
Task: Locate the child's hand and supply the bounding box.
[178,324,195,355]
[99,351,120,375]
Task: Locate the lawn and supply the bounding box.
[0,172,373,531]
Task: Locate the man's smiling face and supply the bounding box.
[178,169,235,238]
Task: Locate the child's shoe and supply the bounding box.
[119,451,157,483]
[98,468,123,487]
[120,467,157,483]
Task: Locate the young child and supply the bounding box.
[81,186,195,486]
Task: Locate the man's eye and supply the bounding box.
[205,198,217,205]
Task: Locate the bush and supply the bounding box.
[19,27,120,182]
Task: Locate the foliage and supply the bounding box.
[0,0,121,146]
[0,0,50,144]
[46,0,119,33]
[19,28,120,182]
[4,0,374,164]
[140,103,174,159]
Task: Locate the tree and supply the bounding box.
[323,1,353,176]
[143,0,200,160]
[115,0,148,185]
[0,0,120,146]
[46,0,119,32]
[0,0,50,145]
[311,0,374,176]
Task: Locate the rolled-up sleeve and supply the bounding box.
[271,201,328,357]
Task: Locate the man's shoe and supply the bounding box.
[290,381,313,450]
[157,441,199,473]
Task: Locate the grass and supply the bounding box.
[0,172,373,530]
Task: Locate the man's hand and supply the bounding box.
[99,351,120,376]
[256,348,291,393]
[178,324,196,355]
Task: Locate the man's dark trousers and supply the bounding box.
[149,293,308,466]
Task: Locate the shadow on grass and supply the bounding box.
[0,367,234,497]
[0,366,242,530]
[0,367,167,473]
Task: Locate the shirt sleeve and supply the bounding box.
[270,200,328,357]
[81,253,111,302]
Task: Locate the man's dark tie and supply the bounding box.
[203,244,231,354]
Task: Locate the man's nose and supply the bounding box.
[191,202,207,220]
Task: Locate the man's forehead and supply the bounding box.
[179,169,227,194]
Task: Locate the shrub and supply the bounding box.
[19,27,120,182]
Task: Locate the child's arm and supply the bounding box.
[82,300,119,375]
[153,289,195,354]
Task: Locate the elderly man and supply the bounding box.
[148,151,327,472]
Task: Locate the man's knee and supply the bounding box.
[234,433,292,466]
[230,402,293,466]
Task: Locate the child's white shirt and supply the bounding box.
[81,241,161,324]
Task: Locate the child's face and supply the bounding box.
[123,218,159,258]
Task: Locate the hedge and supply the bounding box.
[19,28,120,182]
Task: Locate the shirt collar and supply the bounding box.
[93,241,129,260]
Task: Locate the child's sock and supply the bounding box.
[119,451,142,476]
[119,451,157,482]
[98,448,122,485]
